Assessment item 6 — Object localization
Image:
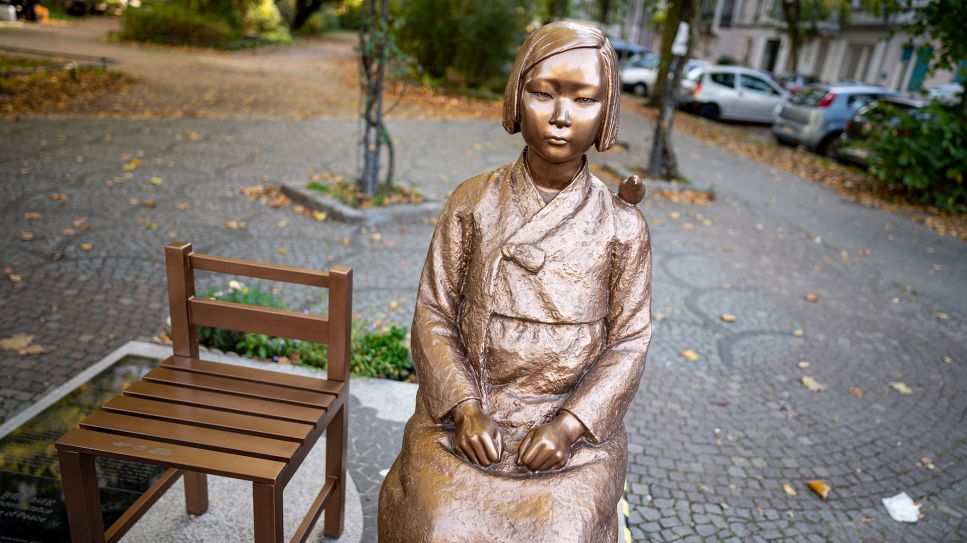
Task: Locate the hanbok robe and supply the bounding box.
[378,150,653,543]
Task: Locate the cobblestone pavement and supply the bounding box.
[2,112,965,542]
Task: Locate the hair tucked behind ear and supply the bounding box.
[502,20,620,152]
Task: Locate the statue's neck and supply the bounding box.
[524,149,583,191]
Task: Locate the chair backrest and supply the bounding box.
[164,242,352,382]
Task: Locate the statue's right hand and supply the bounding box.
[452,400,503,467]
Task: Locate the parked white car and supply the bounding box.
[620,55,709,97]
[619,54,660,96]
[680,66,788,123]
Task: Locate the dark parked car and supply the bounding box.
[834,95,925,166]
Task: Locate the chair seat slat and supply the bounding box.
[123,381,327,424]
[103,395,313,442]
[80,411,299,462]
[144,367,333,409]
[162,356,342,395]
[55,428,286,483]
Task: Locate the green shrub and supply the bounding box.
[865,102,967,212]
[197,281,414,380]
[396,0,525,88]
[120,3,237,48]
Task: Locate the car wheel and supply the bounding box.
[698,103,720,121]
[816,131,843,157]
[633,82,648,97]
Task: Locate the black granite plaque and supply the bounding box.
[0,355,166,542]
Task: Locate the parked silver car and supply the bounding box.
[772,83,898,155]
[679,66,787,123]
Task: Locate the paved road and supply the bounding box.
[2,110,964,542]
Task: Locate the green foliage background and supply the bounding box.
[395,0,529,90]
[197,283,415,381]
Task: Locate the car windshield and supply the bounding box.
[631,56,659,69]
[791,87,828,106]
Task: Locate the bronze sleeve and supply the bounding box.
[411,196,482,422]
[562,210,652,443]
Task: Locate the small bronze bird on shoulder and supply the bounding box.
[618,174,645,205]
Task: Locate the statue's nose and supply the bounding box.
[550,102,572,128]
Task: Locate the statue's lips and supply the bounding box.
[546,137,569,146]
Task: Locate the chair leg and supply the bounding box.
[323,403,347,538]
[58,450,105,543]
[184,471,209,515]
[253,482,283,543]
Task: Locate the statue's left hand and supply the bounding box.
[517,411,585,472]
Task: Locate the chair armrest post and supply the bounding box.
[165,242,199,359]
[327,266,352,383]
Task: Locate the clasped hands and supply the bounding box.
[451,400,584,472]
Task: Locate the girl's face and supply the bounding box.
[520,48,605,165]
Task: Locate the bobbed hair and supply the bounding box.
[502,20,620,152]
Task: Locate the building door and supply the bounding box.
[761,38,780,73]
[907,47,933,92]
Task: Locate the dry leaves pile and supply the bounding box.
[1,57,134,116]
[624,99,965,240]
[0,333,45,357]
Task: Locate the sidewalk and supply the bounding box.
[1,110,965,542]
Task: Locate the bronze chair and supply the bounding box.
[55,242,351,543]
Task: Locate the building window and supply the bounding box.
[720,0,735,28]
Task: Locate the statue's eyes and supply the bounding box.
[576,97,599,104]
[530,91,553,99]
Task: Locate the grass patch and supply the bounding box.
[307,173,424,208]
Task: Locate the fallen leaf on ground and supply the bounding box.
[79,243,93,251]
[797,361,811,369]
[680,350,700,362]
[141,199,157,208]
[18,344,45,356]
[720,313,737,322]
[73,219,90,230]
[176,201,189,210]
[225,220,247,230]
[792,329,804,337]
[123,158,140,171]
[277,247,287,255]
[150,177,163,186]
[51,251,63,262]
[62,228,75,236]
[0,334,34,351]
[24,212,41,220]
[849,387,865,398]
[129,198,140,205]
[19,232,34,241]
[783,484,797,496]
[943,356,952,364]
[805,293,820,303]
[312,210,326,221]
[936,312,949,320]
[389,300,399,310]
[919,457,935,470]
[801,376,826,392]
[371,232,383,242]
[889,381,913,394]
[8,273,23,283]
[49,193,67,201]
[806,480,830,500]
[682,222,695,230]
[342,238,351,246]
[277,219,288,228]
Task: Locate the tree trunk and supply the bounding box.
[292,0,325,31]
[358,0,392,197]
[649,0,684,107]
[648,0,699,180]
[598,0,612,24]
[780,0,802,73]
